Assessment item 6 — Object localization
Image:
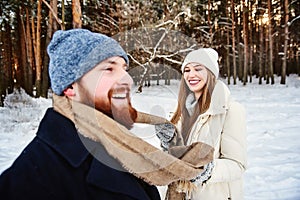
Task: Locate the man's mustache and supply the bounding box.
[107,87,137,129]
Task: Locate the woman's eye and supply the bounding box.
[184,69,190,73]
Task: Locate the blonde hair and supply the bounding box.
[171,70,216,144]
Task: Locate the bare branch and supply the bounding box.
[42,0,64,29]
[288,15,300,26]
[127,53,146,68]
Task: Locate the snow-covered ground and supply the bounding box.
[0,75,299,200]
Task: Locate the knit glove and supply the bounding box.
[155,123,176,150]
[190,161,214,185]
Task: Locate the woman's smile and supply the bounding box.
[188,79,201,86]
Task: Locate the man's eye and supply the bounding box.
[105,67,113,71]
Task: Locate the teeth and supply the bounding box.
[189,80,199,84]
[112,93,127,99]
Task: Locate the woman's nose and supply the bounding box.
[188,68,197,76]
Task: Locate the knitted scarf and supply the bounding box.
[53,95,214,199]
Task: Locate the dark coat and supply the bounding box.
[0,108,161,200]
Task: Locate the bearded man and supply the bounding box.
[0,29,214,200]
[0,29,161,200]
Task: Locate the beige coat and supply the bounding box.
[183,80,247,200]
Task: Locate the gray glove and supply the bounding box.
[155,123,176,150]
[190,161,214,185]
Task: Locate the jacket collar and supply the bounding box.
[37,108,90,167]
[202,80,231,115]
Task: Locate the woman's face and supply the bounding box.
[183,63,208,99]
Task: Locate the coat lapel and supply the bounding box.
[86,156,153,200]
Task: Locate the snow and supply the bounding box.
[0,75,300,200]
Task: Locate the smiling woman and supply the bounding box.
[166,48,247,200]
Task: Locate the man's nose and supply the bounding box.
[118,71,133,86]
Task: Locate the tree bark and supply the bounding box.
[242,0,249,85]
[231,0,237,84]
[72,0,82,28]
[207,0,212,45]
[248,1,253,83]
[259,19,264,85]
[226,0,231,85]
[280,0,289,84]
[41,0,58,97]
[3,22,13,94]
[18,5,33,95]
[35,0,42,97]
[267,0,275,84]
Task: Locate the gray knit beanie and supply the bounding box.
[47,29,129,95]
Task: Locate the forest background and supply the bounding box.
[0,0,299,106]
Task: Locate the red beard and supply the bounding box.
[95,88,137,130]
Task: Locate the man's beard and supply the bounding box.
[95,88,137,130]
[76,82,137,129]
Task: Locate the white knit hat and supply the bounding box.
[181,48,219,78]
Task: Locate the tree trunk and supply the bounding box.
[3,22,14,94]
[267,0,275,84]
[259,19,264,85]
[226,0,230,85]
[62,0,65,29]
[280,0,289,84]
[231,0,237,84]
[72,0,82,28]
[248,1,253,83]
[25,7,34,93]
[35,0,43,97]
[242,0,249,85]
[41,0,57,98]
[137,64,151,93]
[265,28,269,84]
[0,31,3,106]
[18,5,32,95]
[207,0,212,45]
[237,27,243,81]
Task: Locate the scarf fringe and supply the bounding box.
[176,180,197,200]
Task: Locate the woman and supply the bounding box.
[169,48,247,200]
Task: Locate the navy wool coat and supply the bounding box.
[0,108,161,200]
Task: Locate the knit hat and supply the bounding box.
[47,29,129,95]
[181,48,219,78]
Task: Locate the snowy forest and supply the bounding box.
[0,0,299,106]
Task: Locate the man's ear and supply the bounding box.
[63,86,76,97]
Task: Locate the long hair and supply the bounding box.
[170,70,216,144]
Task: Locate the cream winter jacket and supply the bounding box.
[184,80,247,200]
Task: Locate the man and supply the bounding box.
[0,29,161,200]
[0,29,215,200]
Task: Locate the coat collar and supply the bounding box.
[202,80,231,116]
[36,108,90,167]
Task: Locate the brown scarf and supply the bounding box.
[53,94,213,199]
